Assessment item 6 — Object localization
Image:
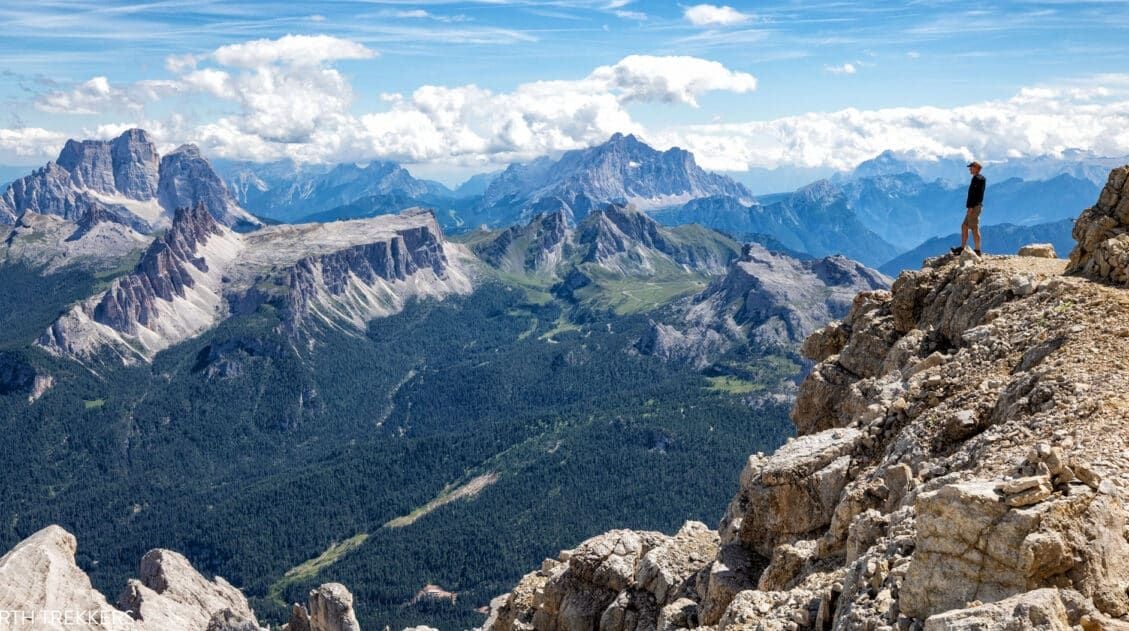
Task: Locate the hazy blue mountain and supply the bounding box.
[651,181,899,268]
[722,165,838,196]
[878,218,1074,276]
[453,170,501,198]
[840,149,1127,188]
[470,133,754,227]
[214,159,454,222]
[838,172,1097,250]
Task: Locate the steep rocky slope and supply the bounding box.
[486,170,1129,630]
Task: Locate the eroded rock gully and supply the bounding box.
[488,170,1129,631]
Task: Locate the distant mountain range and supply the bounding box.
[466,132,753,227]
[840,148,1128,188]
[213,158,452,222]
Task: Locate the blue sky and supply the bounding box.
[2,1,1129,182]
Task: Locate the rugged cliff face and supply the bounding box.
[486,172,1129,630]
[0,129,260,232]
[38,207,473,363]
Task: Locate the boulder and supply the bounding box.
[1017,243,1057,258]
[901,482,1129,619]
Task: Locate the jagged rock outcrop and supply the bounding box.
[0,525,270,631]
[471,210,572,276]
[118,548,262,630]
[489,171,1129,630]
[577,204,735,275]
[38,203,239,362]
[0,129,260,232]
[486,522,718,631]
[282,583,362,631]
[1067,165,1129,283]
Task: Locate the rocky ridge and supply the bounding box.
[638,243,890,368]
[38,206,473,363]
[474,133,753,226]
[0,524,362,631]
[486,172,1129,630]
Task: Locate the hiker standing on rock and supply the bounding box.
[953,161,986,256]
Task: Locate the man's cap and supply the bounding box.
[967,161,982,168]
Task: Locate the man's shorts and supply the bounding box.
[962,205,982,231]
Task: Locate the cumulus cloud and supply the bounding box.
[825,63,857,75]
[212,34,376,68]
[653,82,1129,172]
[15,33,1129,180]
[35,76,142,114]
[589,55,757,107]
[0,127,70,161]
[145,39,757,165]
[683,4,752,27]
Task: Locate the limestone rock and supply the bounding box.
[0,525,140,631]
[307,584,361,631]
[921,588,1127,631]
[118,548,261,631]
[0,525,273,631]
[721,428,861,557]
[486,523,718,631]
[1017,243,1057,258]
[901,482,1129,619]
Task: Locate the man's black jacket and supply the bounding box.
[966,173,986,208]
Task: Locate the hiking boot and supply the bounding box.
[974,249,982,256]
[950,246,964,255]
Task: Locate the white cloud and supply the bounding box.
[684,4,751,27]
[18,34,1129,183]
[138,41,757,165]
[589,55,757,107]
[825,63,857,75]
[35,76,144,114]
[0,127,69,161]
[614,10,647,20]
[211,34,376,68]
[653,81,1129,172]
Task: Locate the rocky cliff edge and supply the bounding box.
[486,169,1129,630]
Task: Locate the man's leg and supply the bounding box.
[972,226,981,252]
[960,219,969,249]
